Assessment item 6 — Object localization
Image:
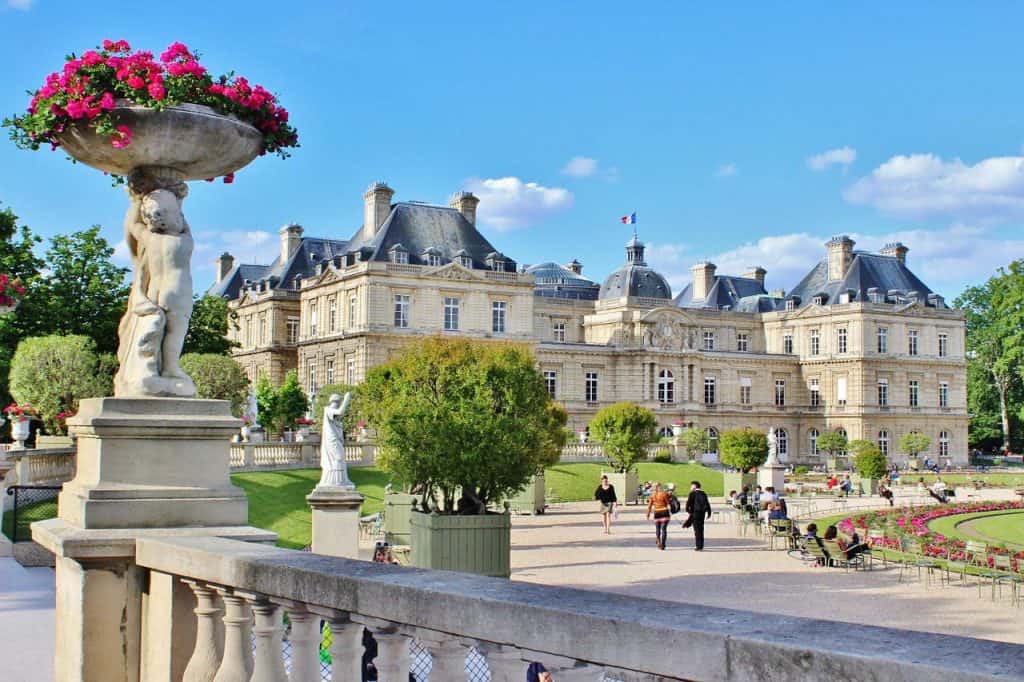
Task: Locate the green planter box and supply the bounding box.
[384,493,417,546]
[409,510,511,578]
[508,473,546,515]
[604,471,638,505]
[851,475,878,495]
[722,472,758,498]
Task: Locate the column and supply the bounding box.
[417,631,472,680]
[306,486,365,558]
[318,612,363,682]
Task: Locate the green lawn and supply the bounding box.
[544,462,722,501]
[904,473,1024,487]
[928,509,1024,550]
[1,496,59,542]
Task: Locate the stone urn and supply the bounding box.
[240,425,251,442]
[578,431,588,444]
[10,418,31,446]
[672,424,684,438]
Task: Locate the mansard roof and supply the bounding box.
[674,275,773,311]
[208,236,349,300]
[527,261,600,301]
[785,252,945,308]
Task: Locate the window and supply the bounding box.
[544,370,557,399]
[908,329,919,356]
[492,301,507,333]
[774,379,786,407]
[813,295,825,306]
[737,333,749,352]
[740,377,751,405]
[938,333,948,358]
[836,427,848,443]
[705,427,719,454]
[785,300,796,311]
[457,255,473,268]
[877,379,889,407]
[810,329,820,356]
[492,260,507,272]
[309,302,318,337]
[245,316,252,347]
[878,430,889,456]
[837,327,848,354]
[809,428,820,456]
[393,294,410,328]
[775,428,788,457]
[836,376,847,406]
[658,427,674,439]
[704,376,716,404]
[939,381,949,408]
[258,313,266,346]
[939,430,950,458]
[909,380,919,407]
[552,321,566,343]
[585,371,599,403]
[658,370,675,404]
[809,378,821,406]
[877,327,888,353]
[783,333,793,354]
[348,295,357,329]
[702,330,715,351]
[286,317,299,345]
[325,358,335,385]
[346,356,356,385]
[426,254,442,267]
[443,297,460,331]
[308,361,317,396]
[328,298,336,333]
[390,250,408,264]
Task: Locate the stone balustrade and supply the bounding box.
[133,534,1020,682]
[2,447,76,486]
[228,442,378,472]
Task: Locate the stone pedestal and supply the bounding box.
[758,460,786,493]
[307,486,364,559]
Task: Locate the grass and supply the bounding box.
[544,462,723,500]
[901,473,1024,487]
[1,496,59,542]
[928,509,1024,550]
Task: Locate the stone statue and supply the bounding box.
[245,388,260,429]
[317,392,354,489]
[766,427,779,465]
[114,170,196,397]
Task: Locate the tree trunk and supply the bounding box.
[994,372,1011,454]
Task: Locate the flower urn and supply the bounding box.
[10,418,30,445]
[672,424,684,438]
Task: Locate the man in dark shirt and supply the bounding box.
[684,480,713,551]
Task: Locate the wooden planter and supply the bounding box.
[384,493,417,546]
[604,471,639,505]
[508,473,546,515]
[410,510,511,578]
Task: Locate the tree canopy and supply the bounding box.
[718,427,768,473]
[854,444,888,479]
[899,431,932,458]
[180,353,249,417]
[678,426,710,461]
[816,431,848,458]
[184,295,239,356]
[590,402,657,473]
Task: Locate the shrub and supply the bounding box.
[854,444,888,479]
[590,402,657,473]
[653,448,673,464]
[793,465,810,475]
[817,431,849,458]
[900,431,932,458]
[719,427,769,473]
[253,370,308,434]
[678,427,710,461]
[180,353,249,417]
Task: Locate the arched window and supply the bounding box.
[658,426,674,439]
[657,369,675,404]
[878,429,889,456]
[808,428,820,456]
[775,428,788,458]
[705,427,719,454]
[835,427,848,455]
[939,430,950,458]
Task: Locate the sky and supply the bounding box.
[2,2,1023,299]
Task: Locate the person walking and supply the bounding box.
[646,482,672,550]
[684,480,713,551]
[594,475,618,534]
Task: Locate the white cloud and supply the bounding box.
[191,228,279,269]
[465,176,573,231]
[112,239,131,266]
[714,163,737,178]
[807,146,857,172]
[561,156,600,178]
[6,0,34,9]
[644,242,693,292]
[843,153,1024,221]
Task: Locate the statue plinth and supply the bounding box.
[307,486,364,559]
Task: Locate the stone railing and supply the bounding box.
[2,447,76,487]
[560,442,687,463]
[229,442,378,472]
[132,534,1020,682]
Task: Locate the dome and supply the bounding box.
[527,261,600,301]
[598,237,672,300]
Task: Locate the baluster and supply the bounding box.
[238,591,287,682]
[370,628,411,682]
[181,580,224,682]
[211,587,253,682]
[275,601,320,682]
[480,644,526,682]
[417,631,472,680]
[312,609,363,682]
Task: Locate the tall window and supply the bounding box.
[426,254,442,267]
[775,428,788,457]
[808,428,820,456]
[287,317,299,345]
[938,333,948,357]
[809,378,821,406]
[877,327,888,353]
[308,361,317,396]
[492,301,507,333]
[245,316,252,347]
[909,380,920,407]
[258,313,266,346]
[705,427,719,454]
[443,297,460,331]
[552,321,566,342]
[877,379,889,407]
[810,329,820,356]
[325,358,335,385]
[585,371,599,403]
[346,356,356,385]
[774,379,786,407]
[658,370,675,404]
[348,295,357,329]
[939,381,949,408]
[878,430,889,456]
[783,333,793,354]
[908,329,919,356]
[328,298,336,333]
[702,330,715,351]
[457,254,473,268]
[837,327,848,354]
[393,294,410,328]
[544,370,557,399]
[740,377,751,405]
[390,250,408,265]
[704,376,717,404]
[939,430,950,458]
[309,302,318,337]
[836,376,847,406]
[737,333,749,352]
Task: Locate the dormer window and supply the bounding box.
[813,295,825,306]
[785,300,796,311]
[458,255,473,268]
[486,251,507,272]
[426,254,442,267]
[388,244,409,265]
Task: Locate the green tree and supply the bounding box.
[678,426,710,462]
[361,337,556,513]
[718,427,769,473]
[846,439,875,459]
[254,371,277,430]
[179,353,249,417]
[899,431,932,459]
[590,402,657,473]
[538,402,569,469]
[817,430,849,459]
[274,370,309,432]
[184,295,239,355]
[8,335,112,434]
[0,202,44,409]
[853,444,888,480]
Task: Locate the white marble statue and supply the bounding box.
[317,392,354,489]
[245,388,260,429]
[766,427,779,465]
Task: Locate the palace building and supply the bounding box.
[210,182,969,464]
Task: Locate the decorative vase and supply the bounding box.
[672,424,684,438]
[240,425,251,442]
[11,418,30,446]
[578,432,587,444]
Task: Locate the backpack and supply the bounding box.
[669,494,681,514]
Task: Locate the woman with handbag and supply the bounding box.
[594,475,618,534]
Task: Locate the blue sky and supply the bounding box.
[2,2,1023,298]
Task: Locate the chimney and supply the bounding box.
[279,224,303,263]
[567,259,583,275]
[880,241,908,265]
[691,261,717,301]
[449,191,480,226]
[215,252,234,283]
[363,182,395,241]
[743,266,766,288]
[825,235,855,281]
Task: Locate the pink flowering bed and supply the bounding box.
[838,501,1024,569]
[3,39,297,181]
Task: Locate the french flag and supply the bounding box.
[621,212,636,224]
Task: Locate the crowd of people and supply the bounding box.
[593,475,712,550]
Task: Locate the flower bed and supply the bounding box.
[837,501,1024,569]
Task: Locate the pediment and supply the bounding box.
[312,267,343,287]
[786,303,827,319]
[895,300,928,314]
[639,306,698,325]
[425,262,484,281]
[237,289,259,307]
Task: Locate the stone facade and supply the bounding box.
[216,183,969,465]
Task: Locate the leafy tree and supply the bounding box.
[274,370,309,432]
[0,202,44,409]
[537,402,569,470]
[846,439,875,459]
[678,426,710,462]
[853,444,888,479]
[590,402,657,473]
[8,335,112,434]
[718,427,769,473]
[254,371,277,430]
[361,337,557,513]
[183,294,239,355]
[816,431,848,459]
[179,353,249,417]
[899,431,932,459]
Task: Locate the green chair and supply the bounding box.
[867,529,891,568]
[964,540,988,570]
[898,538,940,585]
[767,519,794,551]
[943,546,971,587]
[982,554,1020,602]
[822,539,863,571]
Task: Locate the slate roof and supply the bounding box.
[208,236,349,300]
[784,252,945,308]
[674,275,771,310]
[598,239,672,300]
[527,262,600,300]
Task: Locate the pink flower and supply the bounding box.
[110,125,132,149]
[159,42,192,63]
[166,62,186,77]
[65,100,86,119]
[147,80,166,101]
[127,76,145,89]
[223,172,235,184]
[100,92,115,110]
[82,50,104,66]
